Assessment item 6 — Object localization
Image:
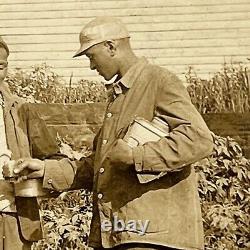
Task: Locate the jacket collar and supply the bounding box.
[112,57,148,95]
[0,82,20,113]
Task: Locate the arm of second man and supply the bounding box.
[14,155,94,192]
[22,103,95,192]
[132,71,214,173]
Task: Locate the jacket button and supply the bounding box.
[106,112,112,118]
[102,139,108,145]
[99,167,105,173]
[97,193,103,199]
[47,178,53,184]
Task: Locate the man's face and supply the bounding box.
[0,47,8,83]
[84,42,118,81]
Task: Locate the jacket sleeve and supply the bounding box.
[43,154,94,191]
[15,103,95,191]
[133,69,214,173]
[42,127,99,192]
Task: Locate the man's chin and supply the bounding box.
[98,72,106,80]
[102,75,112,81]
[98,72,115,81]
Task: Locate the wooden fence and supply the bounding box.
[30,103,250,158]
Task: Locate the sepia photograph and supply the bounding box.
[0,0,249,249]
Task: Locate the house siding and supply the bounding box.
[1,0,249,83]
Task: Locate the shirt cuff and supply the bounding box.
[43,160,57,190]
[43,159,74,191]
[132,146,144,172]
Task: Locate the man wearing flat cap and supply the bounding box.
[13,17,214,250]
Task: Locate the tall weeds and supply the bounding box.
[6,63,108,104]
[186,63,250,113]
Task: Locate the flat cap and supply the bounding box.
[73,16,130,58]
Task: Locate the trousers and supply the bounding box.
[0,213,32,250]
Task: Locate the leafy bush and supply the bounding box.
[31,135,250,250]
[186,63,250,113]
[185,62,250,248]
[6,63,108,103]
[33,190,92,250]
[193,134,250,249]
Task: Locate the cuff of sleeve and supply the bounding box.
[43,159,75,191]
[43,160,58,190]
[43,159,73,191]
[132,146,144,172]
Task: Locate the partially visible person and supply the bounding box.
[0,36,59,250]
[10,17,214,250]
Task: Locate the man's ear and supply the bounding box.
[104,40,117,56]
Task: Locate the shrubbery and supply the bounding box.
[33,190,92,250]
[6,63,108,103]
[194,134,249,249]
[186,63,250,113]
[6,63,249,250]
[33,134,250,250]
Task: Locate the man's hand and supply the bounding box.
[109,139,133,165]
[2,160,16,178]
[0,155,11,170]
[0,149,12,170]
[13,159,45,179]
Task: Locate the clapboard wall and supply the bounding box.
[1,0,250,84]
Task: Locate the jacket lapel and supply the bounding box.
[116,59,148,134]
[0,83,30,159]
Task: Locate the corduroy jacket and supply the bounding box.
[43,58,214,249]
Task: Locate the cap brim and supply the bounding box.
[73,35,130,58]
[73,46,88,58]
[73,39,105,58]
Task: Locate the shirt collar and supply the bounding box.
[0,82,12,100]
[113,57,148,95]
[0,82,20,110]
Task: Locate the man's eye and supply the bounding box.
[0,63,7,69]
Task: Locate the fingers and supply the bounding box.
[13,159,31,174]
[2,165,13,178]
[12,159,45,180]
[27,170,43,179]
[2,160,18,178]
[15,175,28,183]
[17,159,24,164]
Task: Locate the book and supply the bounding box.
[124,117,170,183]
